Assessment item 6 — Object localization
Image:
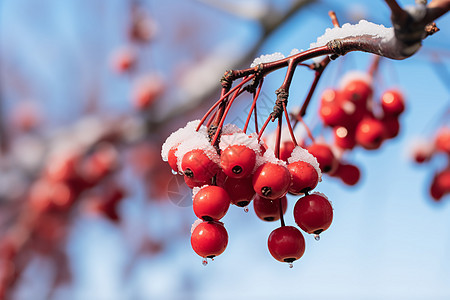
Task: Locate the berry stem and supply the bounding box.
[243,78,263,133]
[274,116,282,159]
[283,102,298,146]
[196,75,255,131]
[279,196,285,227]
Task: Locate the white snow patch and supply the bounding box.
[288,146,322,181]
[255,149,287,170]
[222,123,243,135]
[250,52,285,68]
[161,120,206,161]
[192,185,210,199]
[191,219,204,234]
[219,132,261,154]
[310,20,394,49]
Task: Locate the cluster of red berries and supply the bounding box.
[319,71,405,151]
[412,126,450,201]
[162,121,334,266]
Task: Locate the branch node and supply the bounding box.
[271,88,289,120]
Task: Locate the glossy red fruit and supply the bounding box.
[334,126,356,150]
[279,141,296,162]
[335,162,361,186]
[253,195,287,222]
[268,226,305,263]
[191,221,228,258]
[181,149,219,183]
[355,117,385,150]
[193,186,231,221]
[293,193,333,235]
[252,163,291,200]
[287,161,319,195]
[381,89,405,116]
[167,146,179,173]
[29,180,74,213]
[319,102,347,127]
[223,176,256,207]
[307,143,338,174]
[220,145,256,178]
[342,78,372,107]
[381,116,400,139]
[435,127,450,154]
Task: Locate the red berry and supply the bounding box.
[435,169,450,192]
[435,127,450,154]
[287,161,319,195]
[293,193,333,235]
[319,102,347,127]
[223,176,256,207]
[253,195,287,222]
[335,162,361,186]
[267,226,305,263]
[355,117,385,150]
[307,143,338,174]
[220,145,256,178]
[193,186,231,221]
[252,163,291,200]
[181,149,219,184]
[342,78,372,107]
[191,221,228,258]
[279,141,296,162]
[381,89,405,116]
[334,126,356,150]
[381,116,400,139]
[167,146,179,173]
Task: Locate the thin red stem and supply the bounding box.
[196,75,255,131]
[210,87,242,146]
[243,79,263,133]
[274,116,282,159]
[257,115,272,141]
[283,102,298,146]
[279,197,285,227]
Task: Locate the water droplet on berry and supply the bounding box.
[314,234,320,241]
[244,206,249,213]
[171,169,178,175]
[202,258,208,266]
[288,262,294,268]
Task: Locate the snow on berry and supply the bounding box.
[222,123,243,135]
[175,133,220,172]
[288,146,322,182]
[255,149,287,170]
[161,120,207,161]
[219,132,261,154]
[309,20,394,49]
[192,185,210,199]
[191,219,204,234]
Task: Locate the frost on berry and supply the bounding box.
[288,146,322,182]
[338,70,373,90]
[192,185,210,199]
[254,149,287,171]
[221,123,243,135]
[219,132,261,154]
[191,219,204,234]
[161,120,206,162]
